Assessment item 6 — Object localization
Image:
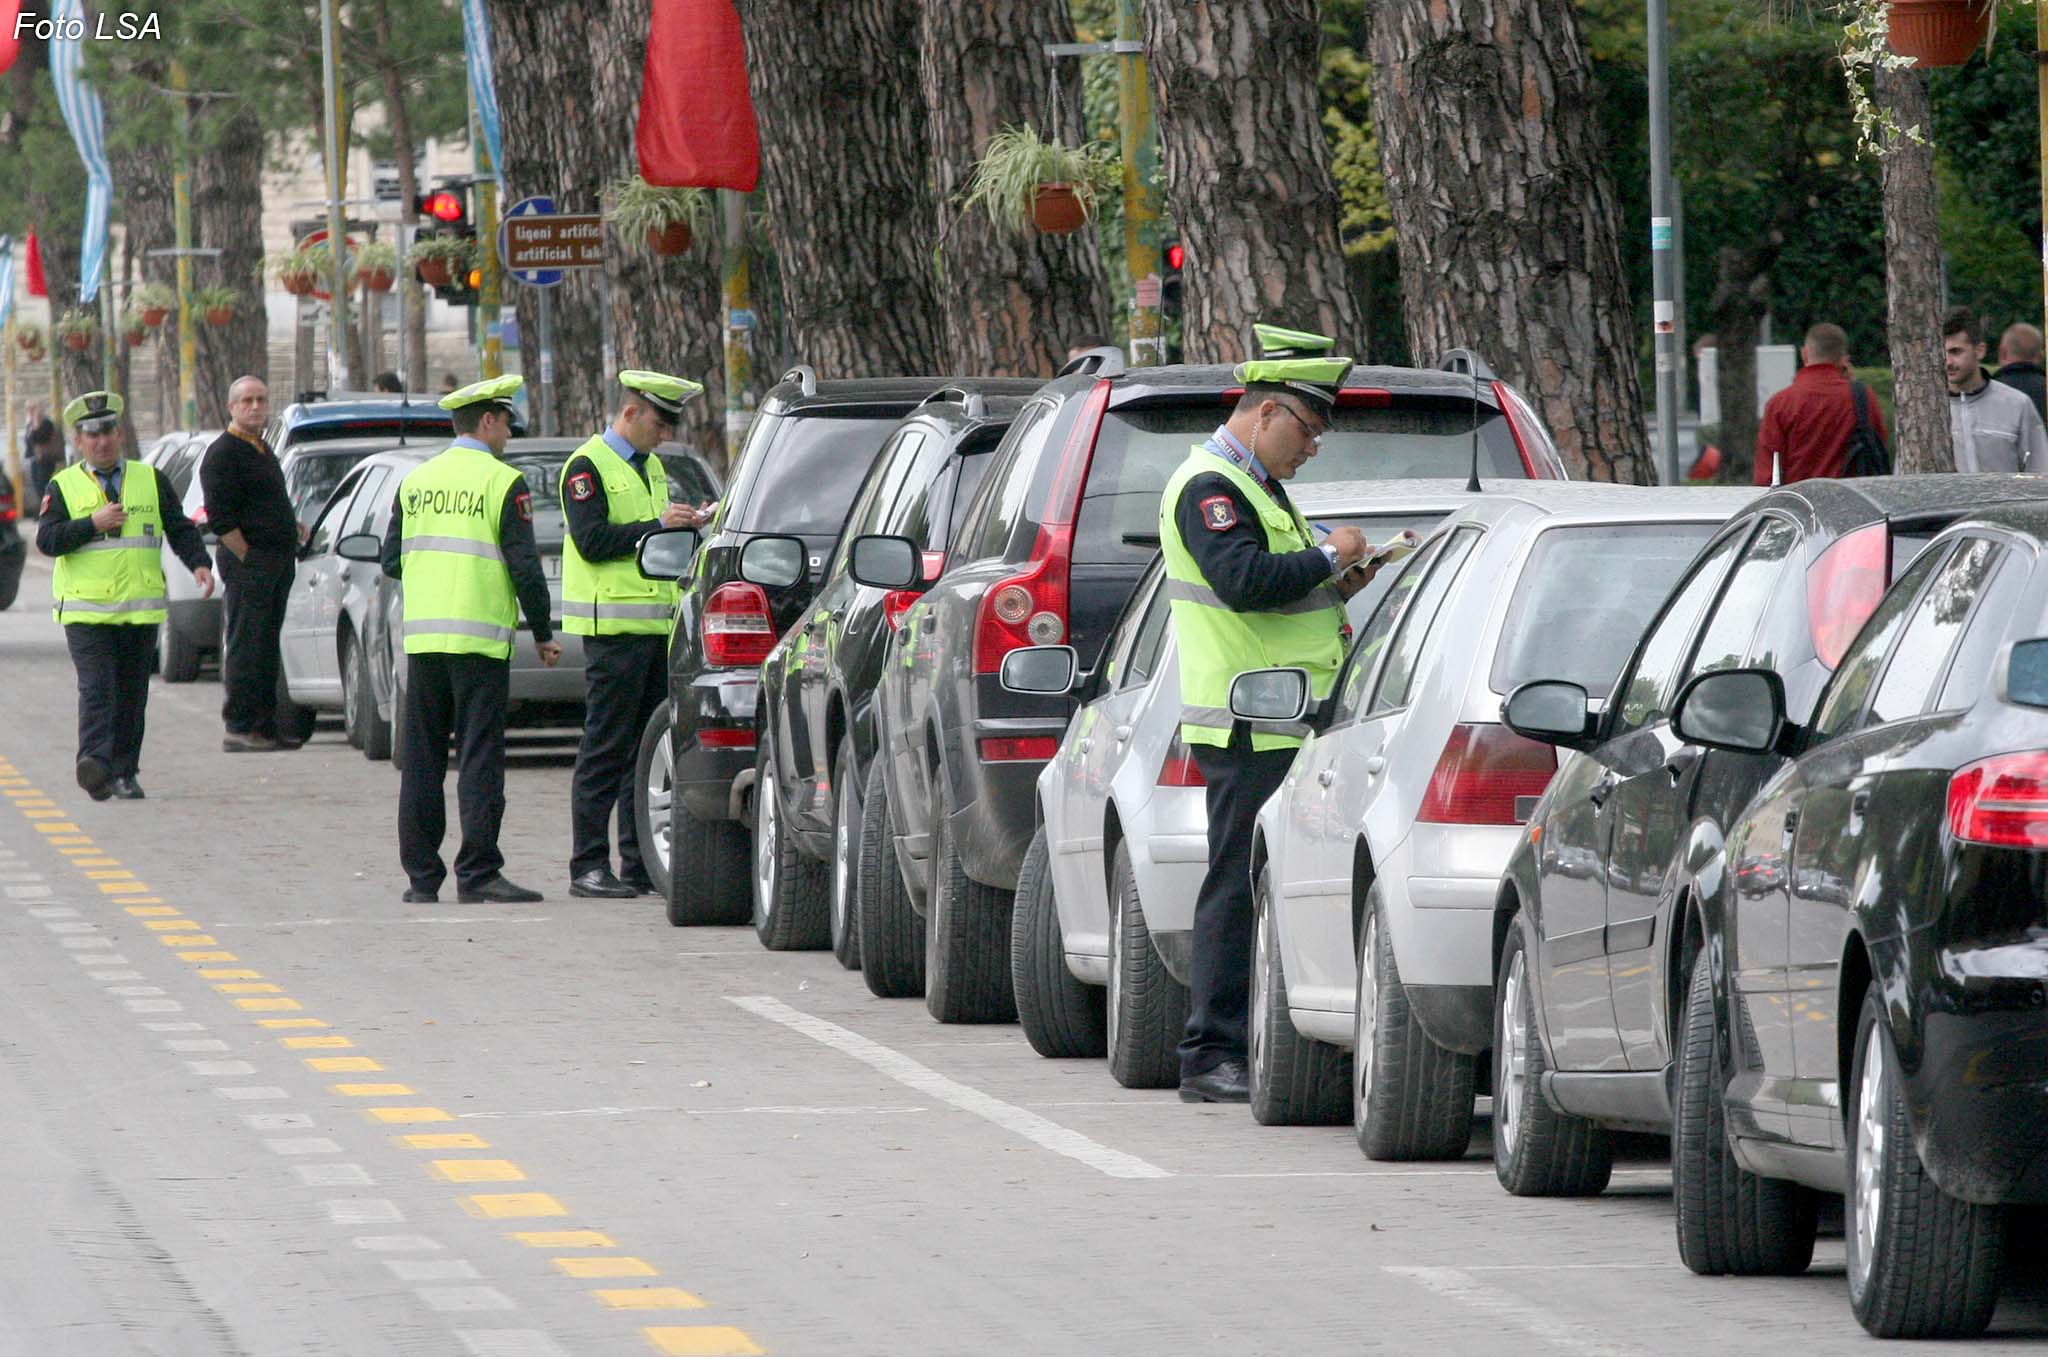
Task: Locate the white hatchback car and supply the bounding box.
[1239,483,1758,1151]
[1009,480,1486,1085]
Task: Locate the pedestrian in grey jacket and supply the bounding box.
[1944,309,2048,473]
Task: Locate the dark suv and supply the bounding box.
[751,381,1039,960]
[633,366,947,927]
[857,351,1570,1022]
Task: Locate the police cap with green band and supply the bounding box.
[63,390,125,434]
[438,373,523,416]
[619,369,704,422]
[1252,324,1337,360]
[1234,356,1355,414]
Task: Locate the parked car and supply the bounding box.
[266,391,459,454]
[1237,485,1753,1146]
[1007,480,1484,1079]
[279,437,417,531]
[1489,474,2048,1199]
[633,366,949,928]
[1666,505,2048,1337]
[143,430,226,682]
[752,381,1039,963]
[856,351,1571,1025]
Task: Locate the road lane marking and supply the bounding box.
[325,1199,406,1225]
[216,983,284,994]
[297,1163,375,1187]
[354,1235,443,1252]
[306,1057,384,1073]
[509,1231,613,1249]
[200,969,262,979]
[256,1017,326,1028]
[432,1160,528,1184]
[388,1259,482,1282]
[166,1039,231,1052]
[461,1194,567,1219]
[553,1257,656,1279]
[235,996,301,1011]
[186,1061,258,1076]
[334,1083,415,1097]
[217,1087,290,1100]
[369,1107,453,1123]
[246,1113,316,1131]
[266,1138,344,1156]
[728,995,1170,1180]
[593,1289,704,1310]
[283,1035,354,1049]
[642,1327,764,1356]
[179,951,239,962]
[456,1332,570,1357]
[418,1286,518,1313]
[401,1133,491,1150]
[1385,1266,1631,1356]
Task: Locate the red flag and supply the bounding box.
[636,0,760,192]
[24,230,45,298]
[0,0,20,76]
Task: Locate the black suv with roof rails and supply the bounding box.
[852,347,1569,1022]
[633,365,948,927]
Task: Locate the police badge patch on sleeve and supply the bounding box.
[568,472,595,503]
[1199,495,1238,531]
[40,493,53,517]
[515,491,534,522]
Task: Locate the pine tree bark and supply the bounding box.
[1139,0,1360,363]
[918,0,1110,376]
[737,0,946,378]
[370,0,428,394]
[1369,0,1650,482]
[1875,65,1952,475]
[188,108,269,428]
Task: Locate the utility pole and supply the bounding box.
[1114,2,1162,367]
[721,191,755,469]
[319,0,353,389]
[1647,0,1680,487]
[471,97,502,381]
[171,62,196,428]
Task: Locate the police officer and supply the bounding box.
[560,370,711,898]
[380,375,561,904]
[1158,333,1376,1103]
[36,392,215,800]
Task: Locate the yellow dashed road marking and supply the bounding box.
[98,882,147,894]
[36,823,81,834]
[161,935,218,946]
[554,1256,656,1279]
[305,1056,383,1073]
[642,1327,764,1356]
[144,920,202,931]
[431,1159,525,1183]
[595,1289,704,1311]
[399,1133,489,1150]
[463,1193,566,1219]
[510,1230,614,1248]
[215,983,283,994]
[333,1083,413,1097]
[235,997,300,1011]
[201,969,262,980]
[127,905,180,917]
[179,951,239,963]
[48,837,90,846]
[257,1018,325,1029]
[282,1035,353,1050]
[367,1107,449,1123]
[86,870,133,880]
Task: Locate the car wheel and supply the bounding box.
[1249,867,1351,1126]
[1492,919,1613,1196]
[1845,987,2003,1338]
[161,618,200,683]
[0,545,21,611]
[751,731,830,951]
[340,635,367,751]
[924,809,1017,1024]
[632,703,747,926]
[1353,881,1475,1159]
[857,756,924,998]
[347,636,392,762]
[1674,951,1817,1276]
[1107,839,1186,1089]
[1010,824,1106,1059]
[275,668,315,745]
[829,736,863,971]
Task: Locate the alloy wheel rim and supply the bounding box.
[1850,1031,1887,1292]
[647,731,674,876]
[1500,951,1528,1157]
[343,645,362,740]
[755,765,779,919]
[833,772,854,942]
[1355,914,1379,1120]
[1250,892,1272,1082]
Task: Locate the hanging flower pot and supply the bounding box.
[14,324,40,351]
[646,221,694,256]
[63,331,90,352]
[603,175,709,260]
[1031,183,1088,236]
[27,346,45,364]
[964,127,1116,240]
[1885,0,1990,66]
[354,241,397,293]
[280,269,316,296]
[206,307,233,327]
[417,258,452,288]
[360,266,395,292]
[124,326,147,347]
[140,307,169,327]
[135,283,174,327]
[196,288,237,327]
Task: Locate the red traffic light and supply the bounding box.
[426,191,464,222]
[1165,242,1185,271]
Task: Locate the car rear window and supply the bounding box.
[284,418,450,446]
[1489,522,1721,695]
[733,414,903,535]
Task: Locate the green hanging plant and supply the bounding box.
[962,125,1118,239]
[194,286,239,326]
[134,282,174,326]
[52,309,98,351]
[353,240,398,290]
[603,175,711,257]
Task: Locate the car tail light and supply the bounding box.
[703,581,777,667]
[1417,723,1558,825]
[1946,751,2048,848]
[1491,380,1546,478]
[1807,522,1888,669]
[979,736,1060,762]
[883,552,947,632]
[699,727,758,750]
[1157,735,1206,787]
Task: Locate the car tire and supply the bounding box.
[1353,882,1476,1159]
[857,756,924,998]
[924,810,1017,1024]
[1248,868,1351,1125]
[751,732,830,951]
[0,545,21,611]
[1492,919,1613,1196]
[161,619,201,683]
[347,636,392,762]
[1107,839,1187,1089]
[633,703,748,927]
[1845,987,2004,1338]
[1011,824,1106,1059]
[1674,952,1817,1276]
[340,635,367,752]
[829,736,863,972]
[275,668,315,745]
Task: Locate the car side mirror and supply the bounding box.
[849,534,922,591]
[2001,637,2048,707]
[1502,680,1598,750]
[637,526,702,581]
[1671,668,1786,754]
[336,532,380,562]
[738,534,808,590]
[1229,667,1310,725]
[999,645,1078,696]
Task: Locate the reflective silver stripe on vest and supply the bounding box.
[559,599,672,621]
[1163,578,1343,617]
[72,537,161,552]
[1180,703,1311,740]
[404,617,516,643]
[402,534,506,563]
[60,595,169,614]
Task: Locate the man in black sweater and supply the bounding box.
[200,376,303,752]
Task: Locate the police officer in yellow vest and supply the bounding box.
[380,376,561,904]
[1159,332,1380,1103]
[36,392,215,801]
[560,370,710,898]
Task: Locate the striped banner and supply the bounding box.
[0,237,13,332]
[459,0,504,187]
[48,0,112,303]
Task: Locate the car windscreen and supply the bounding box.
[1489,521,1722,696]
[732,415,901,535]
[286,450,379,525]
[1322,512,1452,628]
[1075,399,1522,565]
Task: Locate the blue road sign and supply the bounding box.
[500,195,563,288]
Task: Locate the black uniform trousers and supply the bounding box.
[1179,723,1297,1080]
[398,651,511,894]
[220,548,293,737]
[569,633,667,877]
[65,622,156,778]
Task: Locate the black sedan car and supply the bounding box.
[1667,504,2048,1338]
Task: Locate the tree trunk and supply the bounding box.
[737,0,946,377]
[1369,0,1650,483]
[370,0,429,395]
[1708,246,1770,484]
[1140,0,1359,363]
[186,108,270,428]
[1875,65,1952,475]
[918,0,1110,376]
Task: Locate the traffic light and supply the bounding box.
[1161,237,1184,324]
[413,186,468,229]
[412,182,478,306]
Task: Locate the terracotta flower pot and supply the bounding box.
[27,346,45,364]
[1886,0,1989,66]
[206,306,234,327]
[124,327,146,347]
[140,306,168,327]
[361,267,394,292]
[1032,183,1089,236]
[418,258,452,288]
[62,332,91,352]
[646,221,693,256]
[14,330,35,350]
[281,270,316,297]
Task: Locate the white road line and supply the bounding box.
[418,1287,516,1313]
[166,1039,231,1053]
[186,1061,258,1077]
[79,954,131,965]
[217,1086,289,1101]
[45,922,98,933]
[27,906,78,917]
[6,885,54,898]
[457,1331,570,1357]
[125,999,183,1013]
[326,1199,405,1225]
[60,937,113,949]
[108,986,167,997]
[140,1021,204,1032]
[265,1138,343,1156]
[1386,1266,1630,1356]
[389,1259,481,1282]
[729,994,1170,1181]
[87,970,144,982]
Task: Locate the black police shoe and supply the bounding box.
[457,875,543,904]
[110,777,144,800]
[402,888,439,904]
[1178,1058,1252,1104]
[620,869,657,897]
[75,756,113,801]
[569,868,637,899]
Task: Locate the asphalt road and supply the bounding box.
[0,553,2043,1356]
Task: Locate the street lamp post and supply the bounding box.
[1647,0,1681,487]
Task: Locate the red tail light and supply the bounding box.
[1157,736,1206,787]
[883,552,947,632]
[1946,751,2048,848]
[979,736,1060,763]
[703,581,777,667]
[698,727,757,750]
[1808,522,1888,669]
[1416,723,1558,825]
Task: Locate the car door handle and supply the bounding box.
[1589,771,1619,808]
[1113,725,1132,743]
[1365,755,1386,776]
[1782,807,1801,848]
[1078,739,1092,754]
[1317,769,1335,787]
[1664,750,1698,786]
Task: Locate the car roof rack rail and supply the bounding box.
[1056,346,1127,379]
[919,385,987,419]
[296,389,329,404]
[780,363,819,397]
[1438,348,1497,382]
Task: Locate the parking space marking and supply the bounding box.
[729,994,1170,1180]
[1386,1266,1630,1356]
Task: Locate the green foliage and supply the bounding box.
[193,286,238,312]
[602,176,712,249]
[134,283,174,312]
[962,125,1119,238]
[405,235,476,267]
[51,309,97,340]
[1929,22,2042,338]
